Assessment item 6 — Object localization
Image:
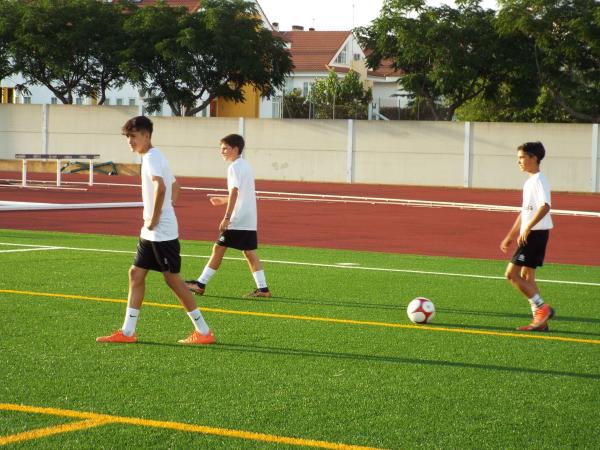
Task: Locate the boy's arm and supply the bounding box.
[500,214,521,253]
[219,187,239,232]
[146,175,166,230]
[171,180,180,206]
[517,203,550,246]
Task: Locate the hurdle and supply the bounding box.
[14,154,100,187]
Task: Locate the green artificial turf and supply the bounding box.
[0,229,599,449]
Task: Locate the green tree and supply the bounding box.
[356,0,508,120]
[497,0,600,122]
[80,0,132,105]
[306,70,372,119]
[10,0,130,104]
[0,0,18,82]
[281,88,309,118]
[124,0,293,116]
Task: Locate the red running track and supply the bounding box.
[1,171,599,266]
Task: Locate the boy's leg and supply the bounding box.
[521,266,539,316]
[243,250,271,297]
[505,263,538,298]
[186,244,227,295]
[96,265,147,343]
[122,265,148,335]
[163,272,213,341]
[505,263,553,330]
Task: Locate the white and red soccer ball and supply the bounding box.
[406,297,436,324]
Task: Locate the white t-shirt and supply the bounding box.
[227,157,257,230]
[140,147,178,241]
[521,171,553,234]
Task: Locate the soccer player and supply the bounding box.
[186,134,271,298]
[500,141,555,331]
[97,116,215,345]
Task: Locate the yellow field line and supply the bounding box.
[1,289,599,345]
[0,403,380,449]
[0,417,112,446]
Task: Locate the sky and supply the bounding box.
[257,0,498,31]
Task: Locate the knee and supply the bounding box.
[505,268,519,282]
[129,266,145,285]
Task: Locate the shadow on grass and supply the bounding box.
[136,340,600,381]
[433,321,600,338]
[204,294,600,328]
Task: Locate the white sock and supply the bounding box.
[252,270,268,289]
[122,307,140,337]
[527,298,537,317]
[530,293,544,308]
[187,309,210,335]
[198,266,216,285]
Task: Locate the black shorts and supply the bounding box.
[511,230,550,268]
[133,238,181,273]
[217,230,258,251]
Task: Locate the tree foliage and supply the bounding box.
[281,88,309,119]
[8,0,129,104]
[306,70,372,119]
[358,0,600,122]
[0,0,17,82]
[496,0,600,122]
[356,0,505,120]
[123,0,293,116]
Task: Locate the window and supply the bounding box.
[75,97,83,105]
[302,82,314,97]
[116,98,123,106]
[51,97,58,105]
[23,96,31,104]
[353,53,361,61]
[105,99,110,105]
[284,78,294,94]
[128,98,136,106]
[334,44,348,64]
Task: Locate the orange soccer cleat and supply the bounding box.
[96,330,137,343]
[178,330,215,345]
[516,304,555,331]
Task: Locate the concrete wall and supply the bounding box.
[1,104,598,192]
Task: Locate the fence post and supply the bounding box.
[463,121,472,188]
[592,123,599,193]
[346,119,354,183]
[41,104,49,155]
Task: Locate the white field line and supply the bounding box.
[1,242,599,287]
[0,246,62,254]
[2,178,598,217]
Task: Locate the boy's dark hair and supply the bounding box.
[518,141,545,163]
[221,133,245,154]
[122,116,153,136]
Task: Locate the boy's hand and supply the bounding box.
[145,218,158,230]
[500,236,512,253]
[517,228,531,246]
[219,218,230,232]
[209,196,228,206]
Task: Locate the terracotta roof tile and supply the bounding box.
[134,0,201,12]
[279,31,351,72]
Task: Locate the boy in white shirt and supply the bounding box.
[186,134,271,298]
[501,141,554,331]
[97,116,215,345]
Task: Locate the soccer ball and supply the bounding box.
[406,297,436,324]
